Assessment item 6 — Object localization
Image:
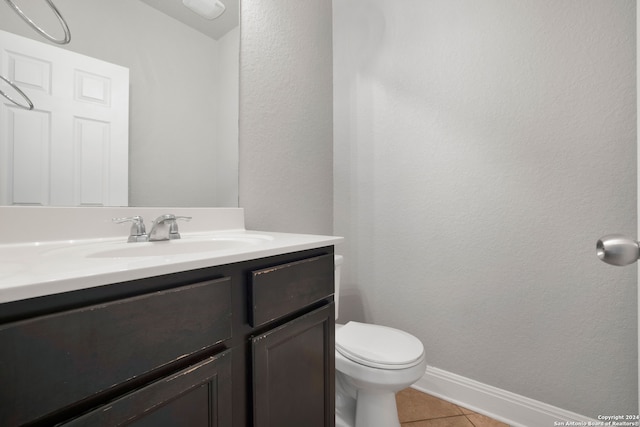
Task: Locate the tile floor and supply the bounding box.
[396,388,510,427]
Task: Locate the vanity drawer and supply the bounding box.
[61,349,233,427]
[0,276,232,427]
[249,253,334,327]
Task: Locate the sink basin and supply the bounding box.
[43,233,274,259]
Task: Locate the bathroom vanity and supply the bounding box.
[0,207,341,427]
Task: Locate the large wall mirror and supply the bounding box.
[0,0,239,207]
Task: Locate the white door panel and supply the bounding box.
[0,29,129,206]
[7,106,49,204]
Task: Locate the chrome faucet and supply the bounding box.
[149,214,192,241]
[112,216,148,242]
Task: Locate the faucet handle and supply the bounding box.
[168,216,192,239]
[112,216,148,242]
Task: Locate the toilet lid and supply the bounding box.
[335,321,424,369]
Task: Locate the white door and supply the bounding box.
[595,8,639,412]
[0,29,129,206]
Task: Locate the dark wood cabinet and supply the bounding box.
[252,304,335,427]
[0,278,232,427]
[0,247,335,427]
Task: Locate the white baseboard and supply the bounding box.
[413,366,597,427]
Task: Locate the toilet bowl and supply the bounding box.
[334,256,427,427]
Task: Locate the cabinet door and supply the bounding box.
[252,304,335,427]
[62,350,232,427]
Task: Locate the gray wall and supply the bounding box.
[239,0,334,235]
[334,0,637,418]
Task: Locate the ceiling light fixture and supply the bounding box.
[182,0,225,20]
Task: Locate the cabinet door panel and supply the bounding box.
[62,349,232,427]
[252,304,335,427]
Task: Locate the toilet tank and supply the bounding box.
[334,255,343,320]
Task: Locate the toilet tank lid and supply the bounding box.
[336,321,424,369]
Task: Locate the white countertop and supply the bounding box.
[0,207,342,304]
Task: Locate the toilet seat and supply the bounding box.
[336,322,424,370]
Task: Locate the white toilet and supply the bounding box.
[334,255,427,427]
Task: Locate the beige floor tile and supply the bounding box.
[401,415,476,426]
[396,388,463,423]
[466,413,510,427]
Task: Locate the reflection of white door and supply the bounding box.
[0,29,129,206]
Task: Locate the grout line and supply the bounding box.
[465,414,478,427]
[401,414,472,425]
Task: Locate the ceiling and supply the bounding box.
[139,0,239,40]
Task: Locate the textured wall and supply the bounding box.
[334,0,637,417]
[239,0,334,234]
